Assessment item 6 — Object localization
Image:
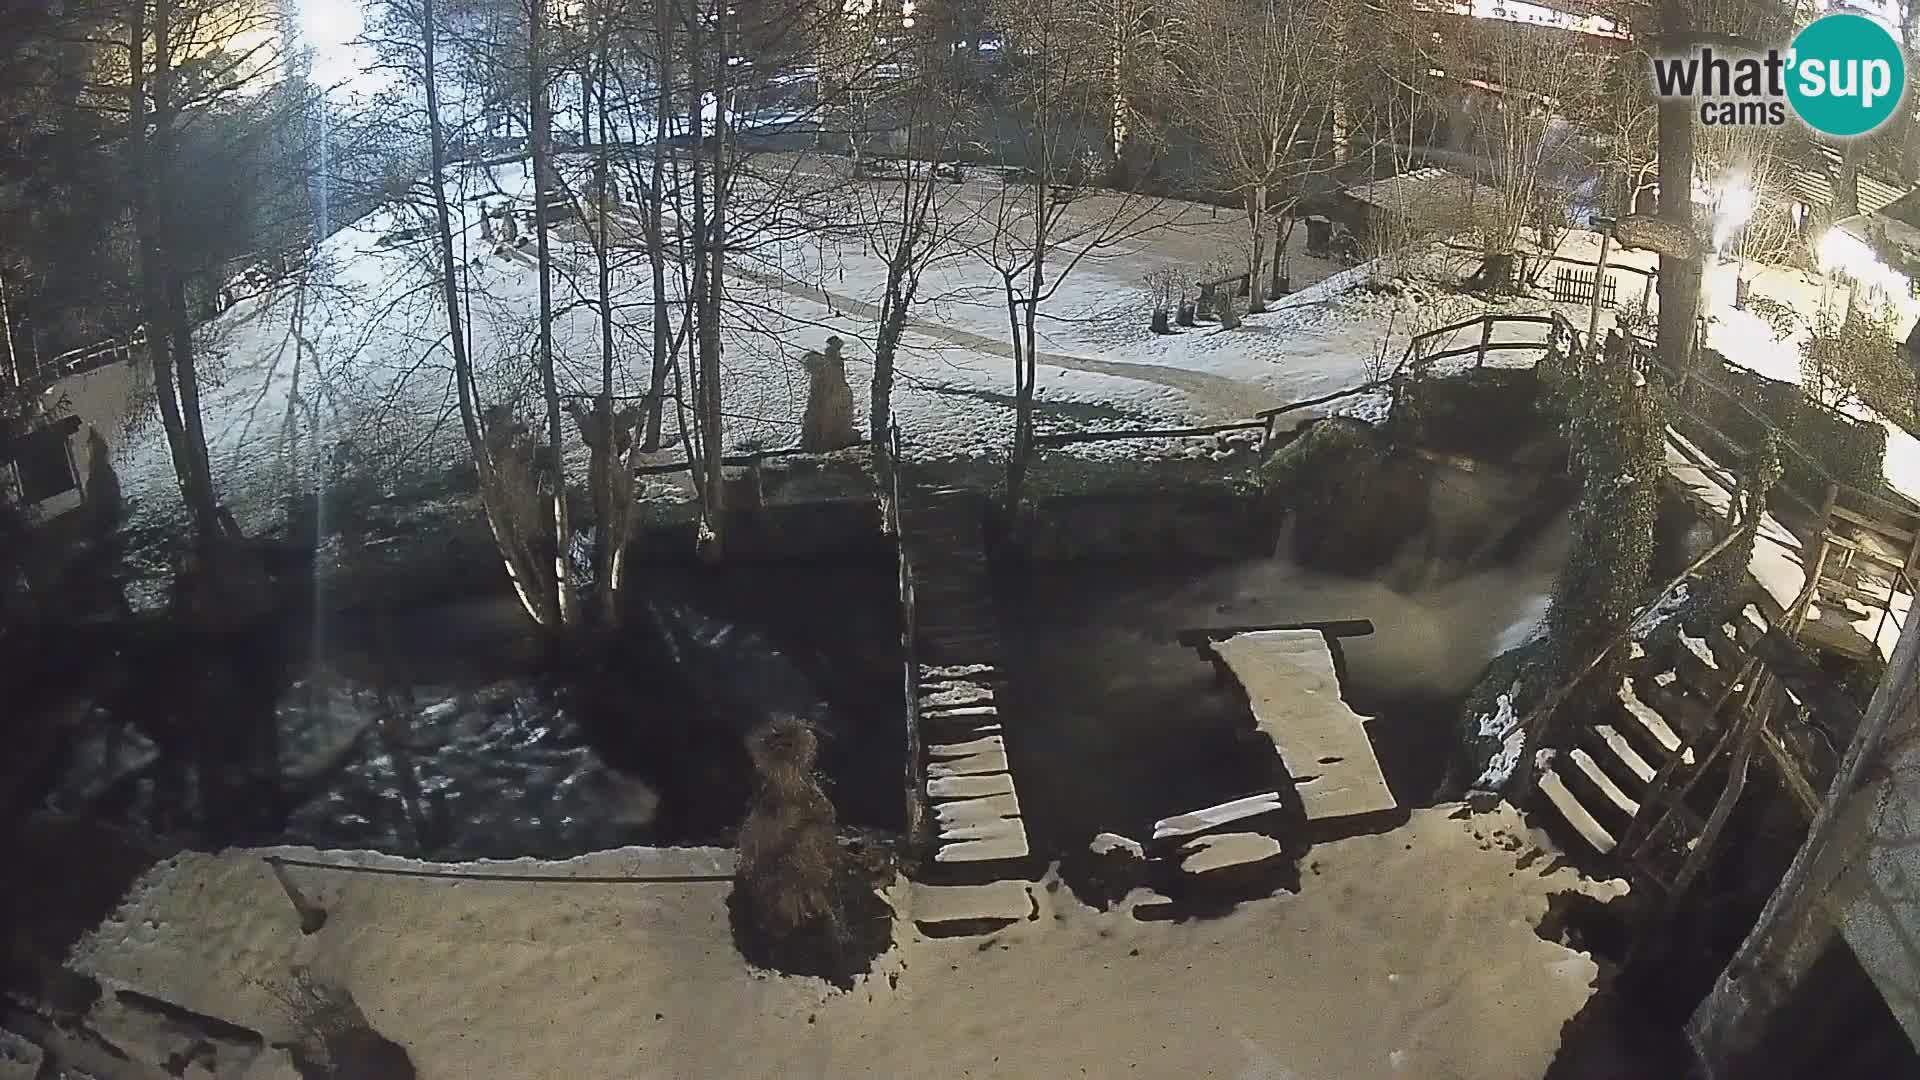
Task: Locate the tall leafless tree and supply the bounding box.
[1175,0,1338,314]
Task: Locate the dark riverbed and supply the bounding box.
[33,559,906,860]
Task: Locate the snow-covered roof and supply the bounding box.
[1342,168,1503,226]
[1789,157,1908,218]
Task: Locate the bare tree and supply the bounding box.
[381,0,561,627]
[526,0,577,624]
[839,38,974,450]
[1459,21,1608,292]
[981,0,1172,509]
[1175,0,1337,315]
[126,0,289,553]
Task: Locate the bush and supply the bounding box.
[731,715,846,971]
[1450,637,1550,796]
[1397,369,1549,456]
[1685,352,1887,501]
[1546,349,1664,729]
[1800,300,1914,431]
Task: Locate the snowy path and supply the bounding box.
[725,249,1266,420]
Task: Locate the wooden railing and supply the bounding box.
[42,331,147,381]
[1254,310,1583,445]
[1645,348,1912,524]
[882,419,928,859]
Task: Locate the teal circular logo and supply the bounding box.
[1787,13,1907,137]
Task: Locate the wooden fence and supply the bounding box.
[1553,266,1620,308]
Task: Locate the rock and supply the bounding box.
[1067,832,1149,910]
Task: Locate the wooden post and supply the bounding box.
[1477,316,1493,369]
[1587,227,1614,347]
[1688,600,1920,1073]
[1641,270,1656,313]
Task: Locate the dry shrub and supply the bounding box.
[736,715,843,940]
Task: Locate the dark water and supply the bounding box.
[993,518,1567,858]
[41,561,905,860]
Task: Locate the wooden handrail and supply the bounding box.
[1174,619,1375,645]
[1653,354,1916,521]
[1030,419,1267,447]
[629,444,813,476]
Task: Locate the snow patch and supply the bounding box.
[1473,682,1526,790]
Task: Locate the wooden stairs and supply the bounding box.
[1538,669,1696,857]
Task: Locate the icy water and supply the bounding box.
[42,561,905,859]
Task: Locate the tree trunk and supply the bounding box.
[590,21,621,621]
[0,269,18,388]
[1834,138,1864,219]
[423,0,553,627]
[530,0,575,626]
[688,0,727,558]
[1269,214,1288,298]
[1904,6,1919,183]
[1655,0,1700,382]
[873,263,907,455]
[641,4,674,450]
[1246,185,1268,314]
[131,0,221,552]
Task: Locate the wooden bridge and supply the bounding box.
[882,424,1033,884]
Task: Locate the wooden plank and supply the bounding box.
[1830,504,1918,545]
[1571,748,1642,817]
[1596,724,1657,783]
[911,881,1034,925]
[1152,792,1285,840]
[1758,727,1823,819]
[934,791,1022,826]
[927,746,1009,777]
[1618,678,1683,753]
[1213,632,1397,822]
[934,829,1029,864]
[1541,768,1618,854]
[1179,832,1286,874]
[929,735,1003,759]
[928,773,1015,800]
[1176,620,1374,646]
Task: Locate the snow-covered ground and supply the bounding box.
[68,155,1920,652]
[90,155,1396,542]
[67,803,1624,1079]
